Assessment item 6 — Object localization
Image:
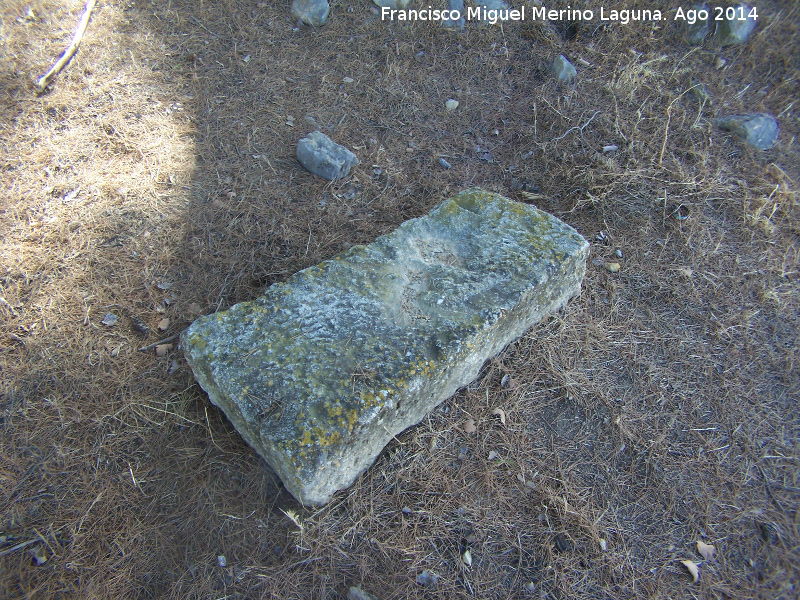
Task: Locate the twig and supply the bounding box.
[137,333,181,353]
[0,295,18,317]
[0,539,38,559]
[36,0,97,94]
[551,110,601,142]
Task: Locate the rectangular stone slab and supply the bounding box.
[182,189,589,506]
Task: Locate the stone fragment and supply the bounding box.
[348,587,379,600]
[443,0,465,29]
[684,3,711,45]
[291,0,330,27]
[714,113,779,150]
[182,190,589,506]
[297,131,359,180]
[475,0,509,20]
[718,2,757,46]
[552,55,577,83]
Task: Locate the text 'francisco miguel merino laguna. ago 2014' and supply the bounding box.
[381,5,665,26]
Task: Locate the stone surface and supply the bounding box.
[718,2,757,46]
[348,587,378,600]
[444,0,465,29]
[552,55,577,83]
[714,113,779,150]
[291,0,330,27]
[476,0,509,18]
[182,189,589,506]
[684,3,711,45]
[297,131,359,180]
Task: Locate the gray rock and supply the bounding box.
[684,3,711,45]
[717,2,757,46]
[552,55,577,83]
[438,157,453,169]
[182,190,589,506]
[291,0,330,27]
[444,0,465,29]
[416,570,439,586]
[372,0,412,9]
[348,587,378,600]
[475,0,509,19]
[297,131,359,180]
[714,113,779,150]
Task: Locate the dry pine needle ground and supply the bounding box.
[0,0,798,598]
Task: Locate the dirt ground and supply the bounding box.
[1,0,798,598]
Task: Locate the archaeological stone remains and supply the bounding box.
[182,190,589,505]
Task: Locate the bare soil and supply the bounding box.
[1,1,798,598]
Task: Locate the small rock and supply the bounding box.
[552,55,577,83]
[684,3,711,45]
[101,313,118,326]
[714,113,779,150]
[291,0,330,26]
[348,586,379,600]
[438,157,452,169]
[615,249,623,259]
[297,131,359,180]
[445,99,459,111]
[462,548,472,567]
[602,145,618,153]
[217,555,227,567]
[718,2,757,46]
[416,570,438,587]
[443,0,465,29]
[29,545,47,566]
[604,262,621,273]
[343,76,354,84]
[475,0,509,20]
[715,56,726,70]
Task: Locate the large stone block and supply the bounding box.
[182,190,589,506]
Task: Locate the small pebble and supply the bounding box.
[101,313,118,327]
[416,570,438,586]
[602,144,618,153]
[217,555,227,568]
[445,99,459,111]
[604,262,621,273]
[715,56,726,70]
[615,249,623,258]
[343,76,354,84]
[438,157,452,169]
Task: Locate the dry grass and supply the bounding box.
[1,0,798,598]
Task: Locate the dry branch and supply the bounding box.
[36,0,97,94]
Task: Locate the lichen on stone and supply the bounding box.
[182,189,589,505]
